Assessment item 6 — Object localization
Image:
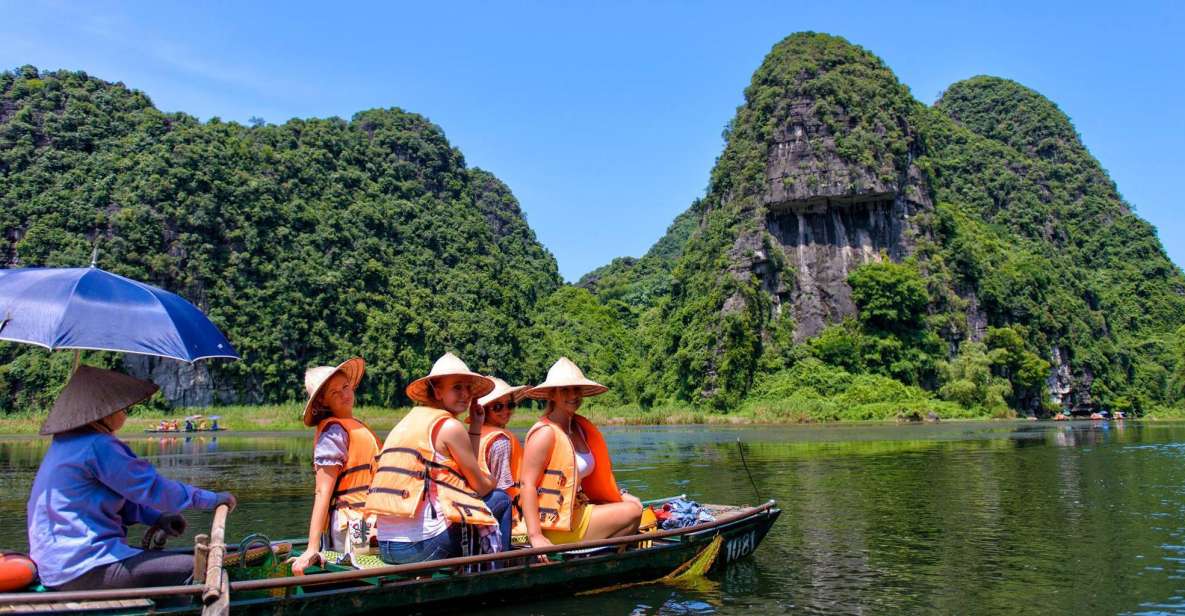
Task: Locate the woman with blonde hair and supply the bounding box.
[519,358,642,557]
[291,358,381,575]
[365,353,513,563]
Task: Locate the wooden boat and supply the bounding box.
[143,428,227,434]
[0,497,780,615]
[144,415,226,434]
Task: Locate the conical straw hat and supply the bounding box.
[406,352,495,404]
[478,377,530,407]
[524,357,608,400]
[40,366,159,435]
[302,357,365,426]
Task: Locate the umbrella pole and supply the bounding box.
[71,349,81,373]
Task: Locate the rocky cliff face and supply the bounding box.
[759,104,932,339]
[122,355,246,407]
[708,37,933,346]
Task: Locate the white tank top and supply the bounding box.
[575,448,595,480]
[573,425,595,480]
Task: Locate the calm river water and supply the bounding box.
[3,420,1185,614]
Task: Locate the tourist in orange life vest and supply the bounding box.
[519,358,643,560]
[290,358,381,575]
[473,377,530,549]
[365,353,514,564]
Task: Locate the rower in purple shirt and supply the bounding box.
[26,366,237,591]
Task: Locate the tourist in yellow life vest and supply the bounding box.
[366,353,514,564]
[474,377,529,547]
[291,358,381,575]
[519,358,643,559]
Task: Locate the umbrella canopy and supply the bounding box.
[0,267,239,362]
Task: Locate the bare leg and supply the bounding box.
[583,501,643,540]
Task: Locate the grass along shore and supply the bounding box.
[0,400,1000,436]
[2,401,1178,435]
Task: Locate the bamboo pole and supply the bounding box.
[233,500,777,592]
[0,585,201,604]
[201,571,230,616]
[202,504,230,605]
[193,534,210,584]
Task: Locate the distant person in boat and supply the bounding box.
[519,358,643,557]
[366,353,513,564]
[291,358,381,575]
[473,377,530,549]
[26,366,236,591]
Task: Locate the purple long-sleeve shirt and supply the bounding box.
[27,429,219,587]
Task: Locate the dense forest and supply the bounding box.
[3,32,1184,417]
[0,65,560,410]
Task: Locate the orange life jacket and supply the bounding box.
[478,425,522,498]
[364,406,496,526]
[479,425,524,530]
[314,417,381,520]
[525,414,621,532]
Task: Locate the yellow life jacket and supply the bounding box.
[365,406,496,526]
[525,414,621,532]
[313,416,380,520]
[479,425,524,532]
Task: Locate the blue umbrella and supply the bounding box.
[0,267,239,362]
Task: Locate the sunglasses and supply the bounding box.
[489,402,517,412]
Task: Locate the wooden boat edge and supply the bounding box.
[0,501,781,615]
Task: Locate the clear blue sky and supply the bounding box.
[3,1,1182,281]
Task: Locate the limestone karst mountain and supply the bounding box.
[575,32,1185,414]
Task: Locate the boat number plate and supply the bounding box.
[724,530,756,562]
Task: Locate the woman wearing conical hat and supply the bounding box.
[365,353,514,564]
[473,377,530,548]
[519,358,643,556]
[26,367,236,591]
[290,358,382,575]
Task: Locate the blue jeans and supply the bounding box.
[379,525,462,564]
[378,489,513,564]
[484,488,512,552]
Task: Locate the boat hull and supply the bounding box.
[235,504,779,615]
[0,502,779,615]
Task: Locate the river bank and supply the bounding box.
[0,401,998,435]
[3,400,1175,436]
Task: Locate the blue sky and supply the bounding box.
[3,1,1182,281]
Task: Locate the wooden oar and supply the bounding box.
[201,504,230,607]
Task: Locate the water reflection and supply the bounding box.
[4,421,1185,614]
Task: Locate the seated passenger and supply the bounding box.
[366,353,512,564]
[519,358,643,556]
[291,358,381,575]
[27,367,236,591]
[474,377,530,547]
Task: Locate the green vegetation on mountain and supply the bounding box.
[3,31,1183,420]
[548,33,1185,417]
[0,65,560,411]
